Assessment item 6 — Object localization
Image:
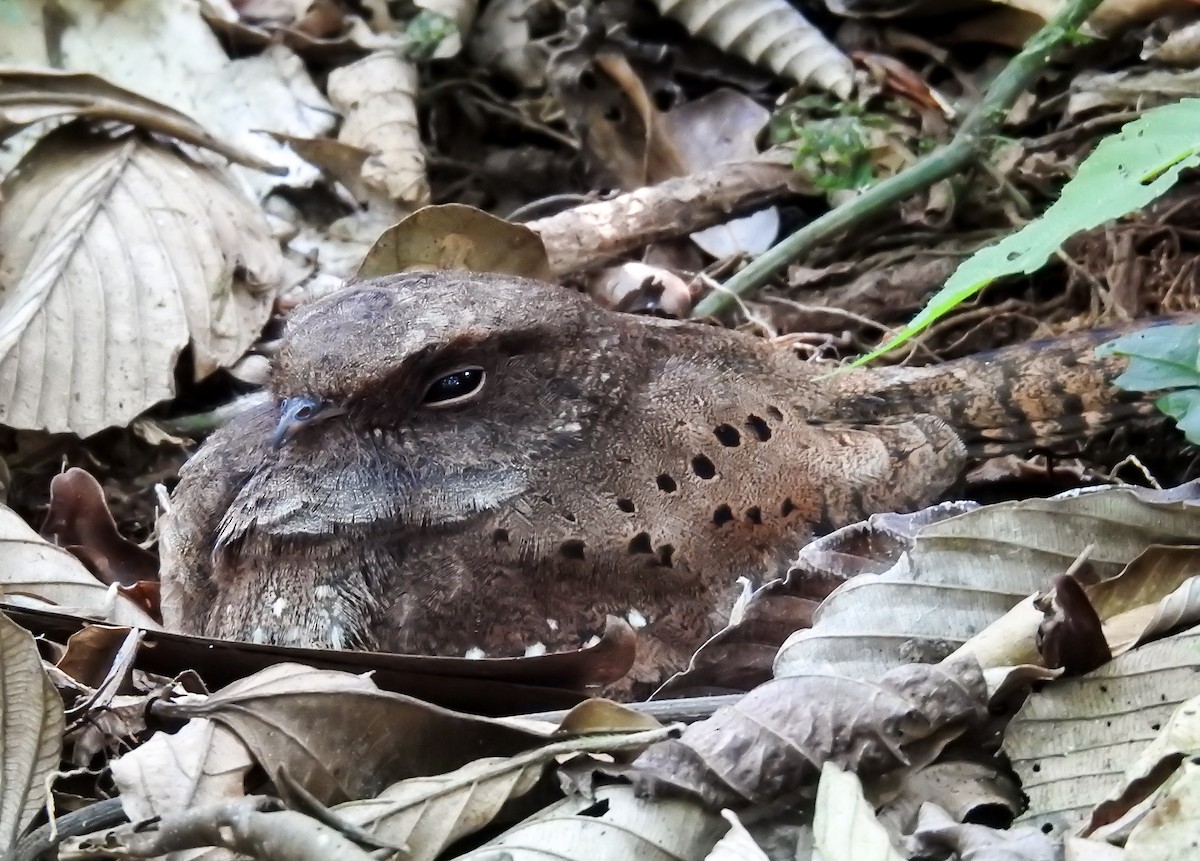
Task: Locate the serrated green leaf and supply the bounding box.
[851,99,1200,366]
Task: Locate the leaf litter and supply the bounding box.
[2,0,1200,859]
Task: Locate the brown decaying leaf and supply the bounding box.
[358,203,552,282]
[40,468,158,590]
[630,658,988,810]
[651,0,854,98]
[327,51,430,209]
[1035,574,1112,674]
[1122,756,1200,860]
[0,125,282,436]
[159,664,549,805]
[0,612,65,854]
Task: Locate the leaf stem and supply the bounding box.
[691,0,1106,320]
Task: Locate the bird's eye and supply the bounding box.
[423,367,486,406]
[293,403,315,421]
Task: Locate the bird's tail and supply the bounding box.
[829,317,1196,460]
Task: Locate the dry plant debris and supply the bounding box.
[2,0,1200,858]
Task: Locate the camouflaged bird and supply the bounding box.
[159,271,1161,688]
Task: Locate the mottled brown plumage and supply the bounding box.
[159,271,1161,688]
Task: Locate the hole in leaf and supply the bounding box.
[492,528,509,545]
[713,505,733,526]
[746,506,762,524]
[691,454,716,479]
[617,498,636,513]
[656,474,677,493]
[781,498,797,517]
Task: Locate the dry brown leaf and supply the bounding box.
[0,611,64,854]
[452,784,727,861]
[630,658,987,810]
[0,126,281,435]
[327,51,430,210]
[875,760,1023,836]
[1006,626,1200,835]
[651,0,854,98]
[0,506,159,628]
[40,468,159,591]
[358,203,552,281]
[162,664,546,805]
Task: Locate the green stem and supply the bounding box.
[691,0,1105,319]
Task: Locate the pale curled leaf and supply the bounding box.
[652,0,854,98]
[0,127,281,435]
[327,51,430,208]
[0,506,159,628]
[0,612,64,854]
[814,763,905,861]
[452,784,727,861]
[705,810,769,861]
[1006,626,1200,835]
[1124,758,1200,861]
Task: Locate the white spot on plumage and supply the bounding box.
[626,608,647,629]
[464,647,486,659]
[524,642,547,657]
[271,597,287,617]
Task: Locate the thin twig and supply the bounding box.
[691,0,1106,319]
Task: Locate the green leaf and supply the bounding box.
[1098,324,1200,391]
[850,98,1200,367]
[1156,390,1200,442]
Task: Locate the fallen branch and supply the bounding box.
[691,0,1108,319]
[527,155,810,276]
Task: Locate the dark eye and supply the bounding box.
[423,367,486,406]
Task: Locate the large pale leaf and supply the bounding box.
[0,612,64,853]
[774,484,1200,680]
[1006,626,1200,835]
[0,126,282,435]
